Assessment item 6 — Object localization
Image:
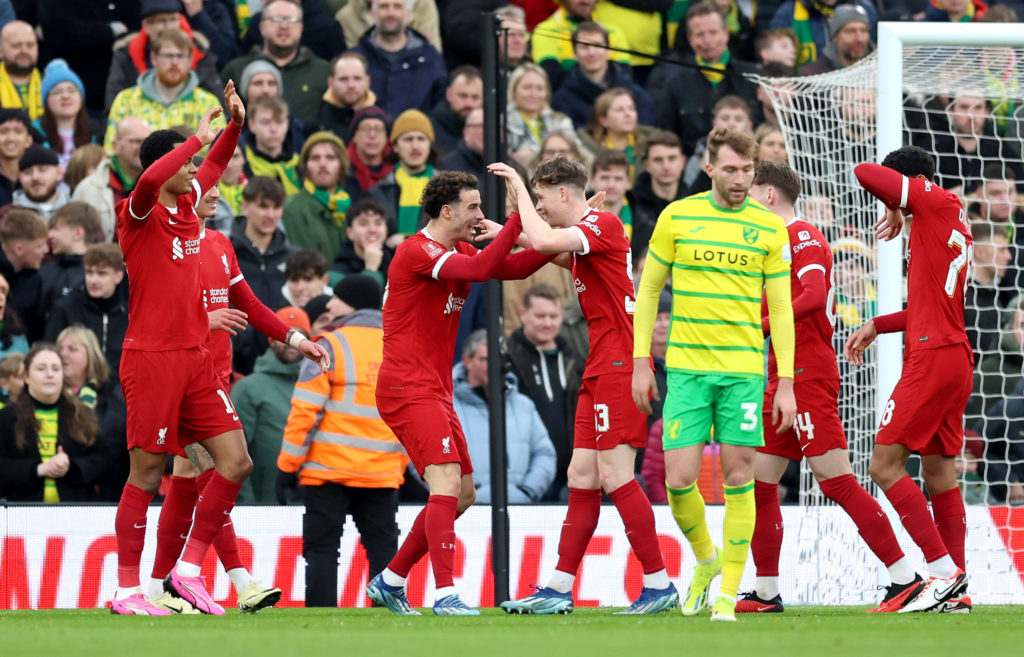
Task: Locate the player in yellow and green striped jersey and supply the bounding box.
[631,127,797,622]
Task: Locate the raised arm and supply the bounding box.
[488,162,584,254]
[195,80,245,194]
[129,136,204,220]
[855,163,906,210]
[436,213,523,282]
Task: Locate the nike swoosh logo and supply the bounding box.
[728,539,750,546]
[134,523,146,529]
[169,218,179,225]
[179,533,188,540]
[682,524,698,535]
[932,577,963,601]
[755,604,775,612]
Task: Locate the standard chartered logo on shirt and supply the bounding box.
[172,237,184,260]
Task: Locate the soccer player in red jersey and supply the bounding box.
[489,158,678,615]
[366,171,553,615]
[110,82,327,616]
[738,162,924,614]
[845,145,972,613]
[146,181,328,614]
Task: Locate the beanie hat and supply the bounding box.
[299,130,347,169]
[349,106,391,135]
[389,109,435,144]
[274,305,312,340]
[141,0,183,19]
[41,59,86,103]
[334,274,383,311]
[657,289,672,314]
[239,60,284,99]
[19,144,60,171]
[829,4,870,36]
[303,294,332,324]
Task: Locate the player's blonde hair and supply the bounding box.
[707,127,757,165]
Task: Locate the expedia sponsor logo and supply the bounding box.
[692,249,750,266]
[792,238,822,254]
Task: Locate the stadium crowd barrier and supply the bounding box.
[1,505,1022,609]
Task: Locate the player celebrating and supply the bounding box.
[632,127,797,623]
[738,162,925,614]
[110,83,326,616]
[491,158,678,616]
[844,146,971,613]
[147,180,328,614]
[366,171,552,616]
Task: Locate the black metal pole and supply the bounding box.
[481,10,509,607]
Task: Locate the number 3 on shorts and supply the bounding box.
[594,403,610,432]
[740,402,758,431]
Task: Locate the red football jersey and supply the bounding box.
[568,210,635,376]
[117,179,210,351]
[200,228,244,384]
[767,219,839,383]
[377,230,477,401]
[902,176,973,354]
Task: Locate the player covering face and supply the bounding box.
[488,158,678,616]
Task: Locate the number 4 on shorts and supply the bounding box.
[794,412,815,440]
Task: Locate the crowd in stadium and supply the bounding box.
[0,0,1021,513]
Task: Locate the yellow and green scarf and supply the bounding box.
[620,199,633,240]
[236,0,252,39]
[246,145,301,196]
[395,164,435,236]
[36,406,59,503]
[304,178,351,227]
[696,50,730,86]
[219,177,247,215]
[0,64,42,120]
[604,133,637,180]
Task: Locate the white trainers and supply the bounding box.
[150,591,201,615]
[898,569,967,613]
[237,579,282,614]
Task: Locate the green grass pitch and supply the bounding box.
[1,607,1021,657]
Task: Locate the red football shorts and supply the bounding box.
[876,343,972,456]
[761,378,847,461]
[121,347,242,457]
[377,395,473,476]
[574,372,647,451]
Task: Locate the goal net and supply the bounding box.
[754,27,1024,605]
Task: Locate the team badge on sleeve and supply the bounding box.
[422,241,445,259]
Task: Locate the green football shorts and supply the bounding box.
[661,371,766,450]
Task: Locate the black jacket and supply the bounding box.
[0,248,44,343]
[431,99,465,157]
[316,100,359,144]
[0,393,116,502]
[330,242,394,280]
[440,140,486,181]
[38,253,84,318]
[650,54,760,156]
[552,62,655,130]
[630,171,686,259]
[974,378,1024,502]
[44,286,129,373]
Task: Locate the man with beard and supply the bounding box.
[0,21,42,121]
[104,28,222,152]
[770,0,876,68]
[222,0,332,124]
[315,52,378,144]
[799,5,874,75]
[11,145,69,220]
[352,0,447,118]
[430,66,482,156]
[283,131,353,261]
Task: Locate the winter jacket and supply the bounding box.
[439,140,485,181]
[330,242,393,290]
[44,287,129,373]
[0,249,44,343]
[238,0,347,63]
[221,46,333,124]
[104,70,222,152]
[552,62,655,130]
[430,99,464,156]
[232,348,303,504]
[38,253,84,316]
[505,106,581,161]
[335,0,442,51]
[630,171,686,258]
[71,160,126,242]
[282,189,349,263]
[352,28,448,119]
[104,23,224,114]
[11,187,72,222]
[367,170,430,237]
[503,327,584,494]
[651,54,760,156]
[770,0,877,68]
[451,362,557,503]
[314,88,379,144]
[0,393,117,502]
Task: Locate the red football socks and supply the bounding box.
[820,473,905,566]
[554,488,602,575]
[151,476,197,580]
[609,479,665,574]
[930,487,967,571]
[425,494,459,589]
[115,483,155,588]
[389,506,428,578]
[884,476,949,563]
[752,480,783,577]
[198,470,244,572]
[180,472,241,568]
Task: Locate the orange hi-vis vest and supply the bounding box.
[279,323,408,488]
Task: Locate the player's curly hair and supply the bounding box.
[531,157,589,192]
[881,145,936,181]
[140,129,187,171]
[422,171,479,219]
